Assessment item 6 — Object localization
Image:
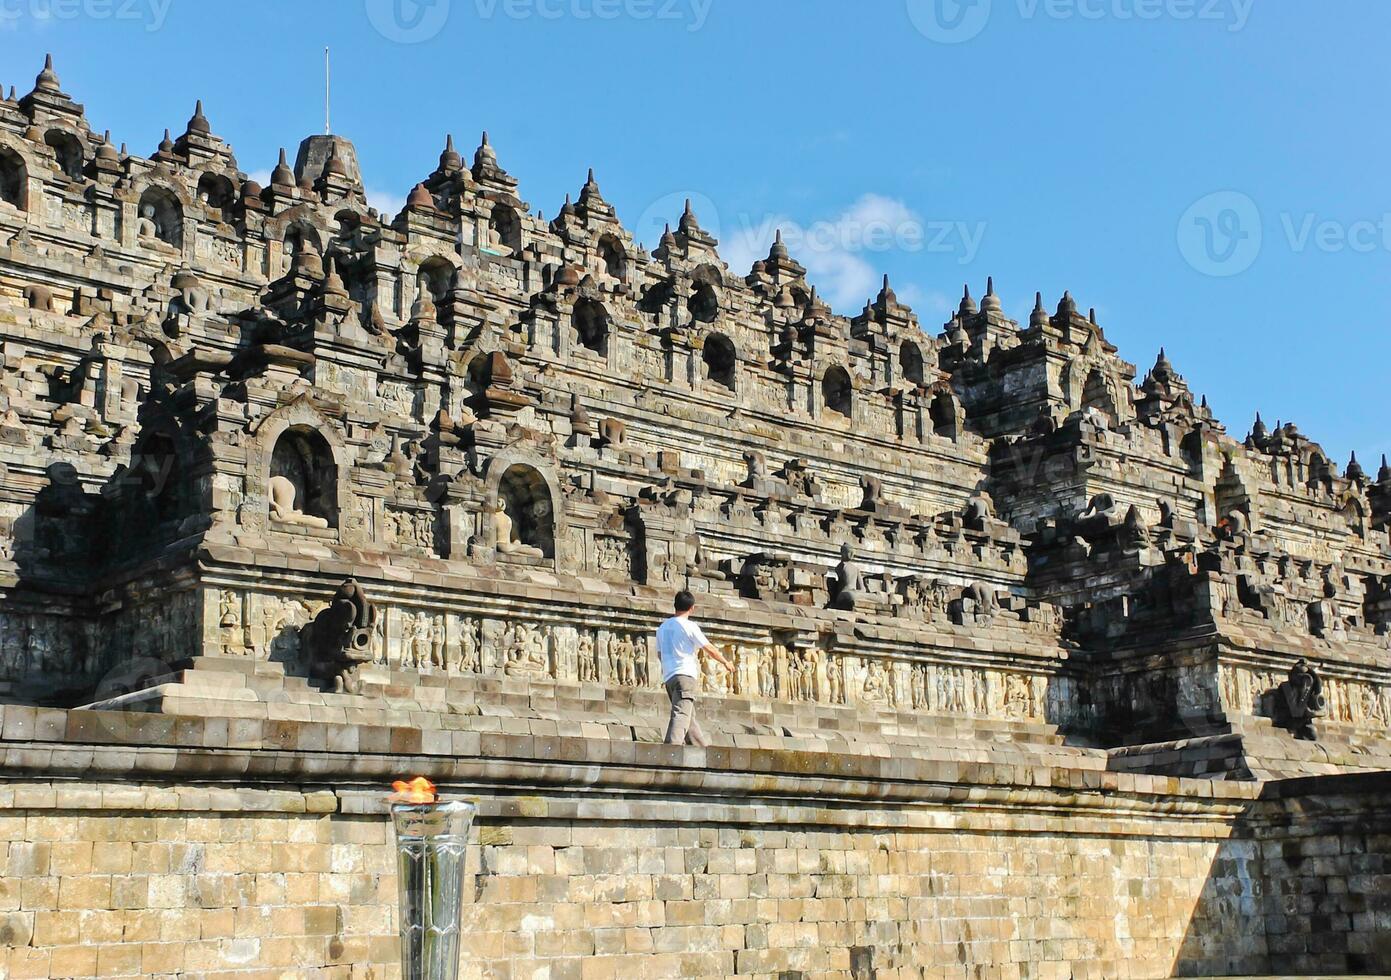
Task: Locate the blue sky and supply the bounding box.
[3,0,1387,467]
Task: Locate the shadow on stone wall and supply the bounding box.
[1172,771,1391,977]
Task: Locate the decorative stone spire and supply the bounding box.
[957,284,976,316]
[438,133,463,173]
[878,274,897,307]
[947,312,969,347]
[1346,452,1366,483]
[579,168,603,205]
[1152,347,1175,383]
[1250,412,1269,443]
[1057,291,1078,317]
[34,54,61,95]
[980,277,1001,313]
[678,198,702,236]
[1029,292,1049,328]
[323,139,348,177]
[1378,454,1391,483]
[474,131,496,168]
[406,182,434,211]
[270,148,295,188]
[410,284,437,323]
[151,128,176,162]
[186,100,211,136]
[94,130,121,168]
[326,256,349,294]
[768,229,789,262]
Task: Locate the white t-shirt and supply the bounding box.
[656,615,710,683]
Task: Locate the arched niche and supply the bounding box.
[138,187,183,248]
[900,340,925,387]
[334,209,362,241]
[196,172,236,214]
[702,332,737,391]
[270,426,339,528]
[44,129,83,180]
[573,298,609,356]
[597,234,626,279]
[248,400,354,541]
[929,389,960,440]
[823,365,853,419]
[488,203,522,256]
[1081,367,1117,423]
[688,281,719,323]
[284,220,322,259]
[493,462,557,559]
[0,147,26,211]
[418,255,455,306]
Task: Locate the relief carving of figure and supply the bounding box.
[826,655,844,705]
[451,618,481,674]
[219,590,239,629]
[788,648,819,702]
[577,631,598,684]
[606,633,643,687]
[861,659,892,705]
[503,622,551,677]
[757,647,778,699]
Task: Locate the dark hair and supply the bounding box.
[673,590,696,613]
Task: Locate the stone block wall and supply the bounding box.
[0,779,1262,980]
[1240,772,1391,975]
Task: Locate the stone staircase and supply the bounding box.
[1107,713,1391,780]
[82,654,1107,772]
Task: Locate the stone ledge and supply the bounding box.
[0,705,1261,824]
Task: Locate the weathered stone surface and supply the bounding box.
[0,53,1389,976]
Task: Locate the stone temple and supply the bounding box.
[0,55,1388,978]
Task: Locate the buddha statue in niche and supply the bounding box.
[492,498,544,559]
[269,475,328,529]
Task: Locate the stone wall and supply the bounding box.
[1231,771,1391,975]
[0,777,1260,979]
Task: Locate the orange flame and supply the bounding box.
[388,776,438,805]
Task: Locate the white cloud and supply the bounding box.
[244,170,403,218]
[366,188,405,218]
[722,193,930,312]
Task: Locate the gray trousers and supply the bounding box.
[663,674,708,747]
